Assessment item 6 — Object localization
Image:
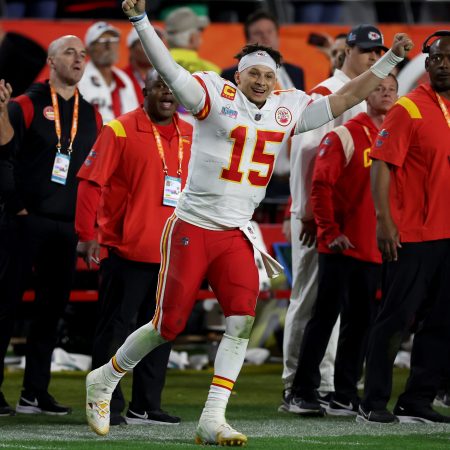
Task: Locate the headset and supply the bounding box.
[422,30,450,54]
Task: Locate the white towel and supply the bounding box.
[240,222,284,278]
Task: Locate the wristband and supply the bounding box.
[130,13,150,31]
[128,12,146,22]
[370,49,404,79]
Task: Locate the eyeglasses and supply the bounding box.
[94,37,120,45]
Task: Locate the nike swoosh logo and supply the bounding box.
[129,409,148,419]
[21,397,38,407]
[333,400,353,409]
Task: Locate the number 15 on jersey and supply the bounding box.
[220,126,285,187]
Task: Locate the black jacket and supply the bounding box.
[0,81,101,220]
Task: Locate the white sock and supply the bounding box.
[100,322,167,388]
[201,334,249,422]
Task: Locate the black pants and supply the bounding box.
[362,240,450,410]
[0,214,29,390]
[91,252,172,414]
[292,253,380,402]
[0,213,77,394]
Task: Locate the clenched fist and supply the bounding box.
[391,33,414,58]
[122,0,145,17]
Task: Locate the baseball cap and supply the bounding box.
[346,24,388,52]
[85,21,120,46]
[165,7,210,34]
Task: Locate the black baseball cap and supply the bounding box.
[346,24,389,52]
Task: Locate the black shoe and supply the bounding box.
[0,392,16,417]
[125,408,181,425]
[356,405,398,423]
[16,391,72,415]
[278,389,293,412]
[110,414,127,426]
[434,391,450,408]
[286,394,325,416]
[327,398,359,417]
[394,404,450,424]
[317,391,333,407]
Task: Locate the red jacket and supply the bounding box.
[76,107,192,263]
[311,112,381,264]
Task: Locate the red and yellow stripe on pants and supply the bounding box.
[152,213,178,334]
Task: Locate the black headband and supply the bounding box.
[422,30,450,54]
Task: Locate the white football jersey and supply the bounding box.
[176,71,312,230]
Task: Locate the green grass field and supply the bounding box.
[1,365,450,449]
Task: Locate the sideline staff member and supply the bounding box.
[76,70,192,426]
[358,31,450,424]
[0,35,102,415]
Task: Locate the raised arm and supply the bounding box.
[329,34,413,118]
[298,34,413,133]
[122,0,205,112]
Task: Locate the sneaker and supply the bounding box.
[286,394,325,416]
[16,391,71,415]
[394,404,450,424]
[317,391,333,407]
[278,389,292,412]
[356,405,398,424]
[0,392,16,417]
[327,398,359,417]
[86,367,114,436]
[195,418,247,446]
[110,414,127,426]
[434,391,450,408]
[126,408,181,425]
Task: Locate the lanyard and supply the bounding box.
[144,108,184,176]
[50,85,79,154]
[362,125,373,144]
[436,92,450,129]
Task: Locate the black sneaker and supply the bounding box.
[125,408,181,425]
[110,414,127,426]
[327,398,359,417]
[356,405,398,423]
[286,394,325,416]
[394,404,450,424]
[434,391,450,408]
[278,389,292,412]
[317,391,333,407]
[16,391,72,415]
[0,392,16,417]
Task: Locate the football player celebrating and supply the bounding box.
[85,0,413,445]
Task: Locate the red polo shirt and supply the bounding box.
[312,112,381,263]
[370,83,450,243]
[76,107,192,262]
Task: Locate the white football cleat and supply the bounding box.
[86,367,113,436]
[195,418,247,446]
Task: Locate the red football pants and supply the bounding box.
[152,215,259,341]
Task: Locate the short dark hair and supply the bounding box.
[234,44,282,68]
[244,10,279,41]
[334,33,348,40]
